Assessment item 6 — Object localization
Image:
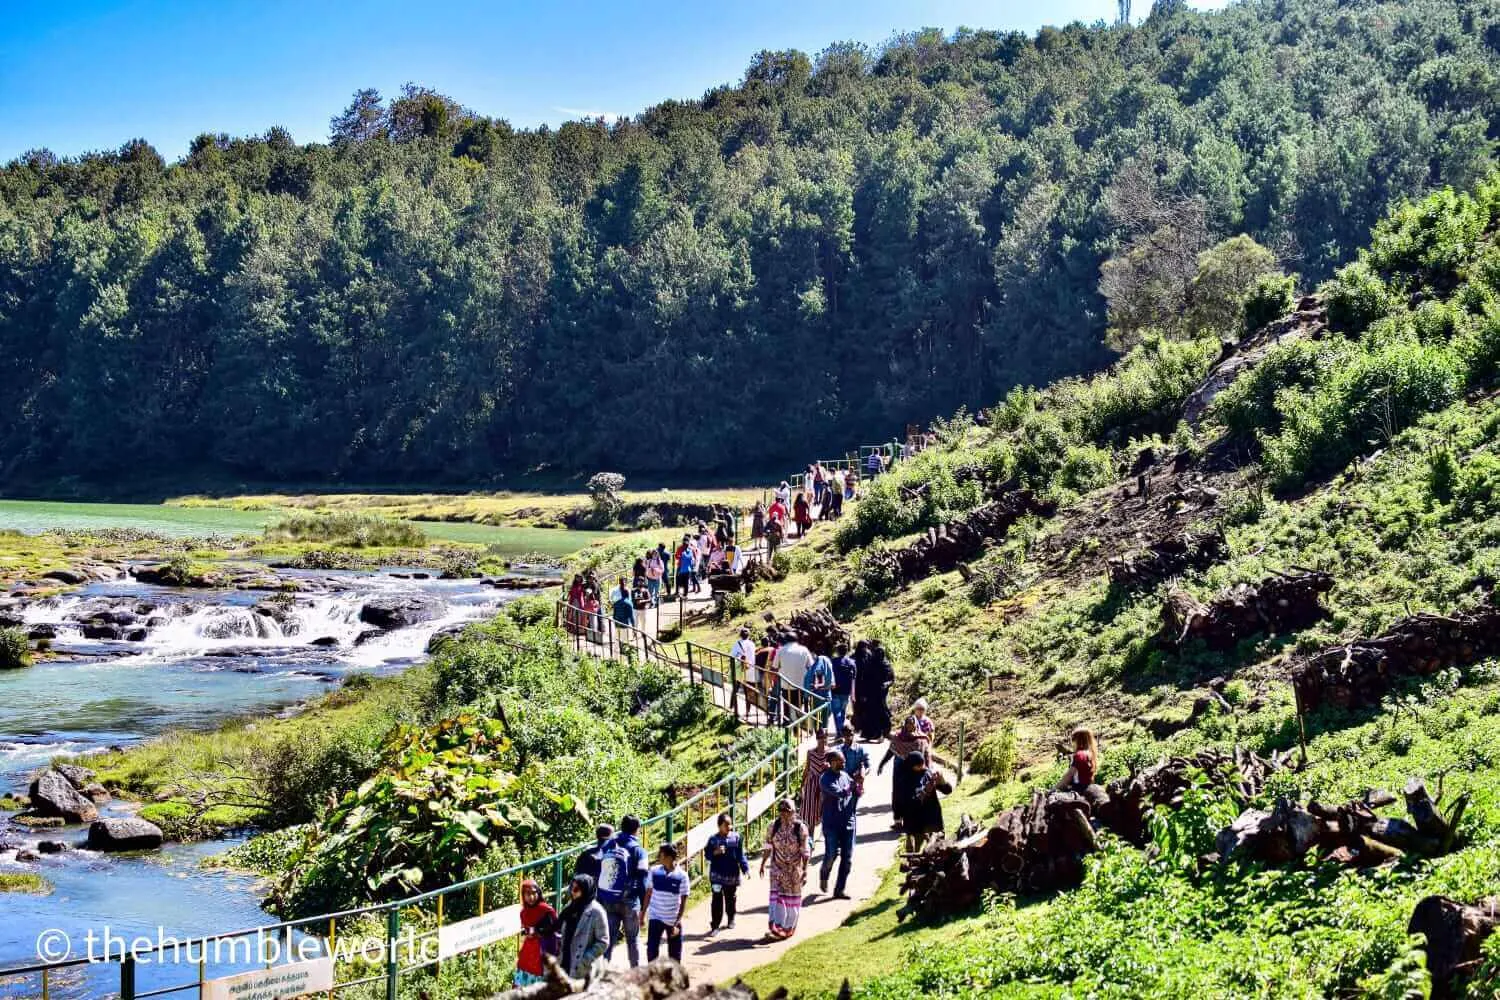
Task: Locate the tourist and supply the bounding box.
[804,464,817,503]
[759,798,810,940]
[675,536,696,598]
[838,722,870,801]
[812,463,826,507]
[826,469,844,520]
[645,547,664,607]
[865,450,882,480]
[611,580,636,636]
[643,844,690,963]
[767,494,788,530]
[911,697,935,741]
[792,491,812,538]
[732,626,758,707]
[514,878,559,988]
[706,812,750,933]
[829,643,856,734]
[750,501,766,550]
[558,874,608,978]
[798,728,831,836]
[901,751,953,852]
[582,588,603,645]
[656,542,674,600]
[696,523,713,583]
[773,630,814,721]
[1056,727,1099,791]
[845,468,859,502]
[598,815,648,967]
[853,640,894,742]
[818,749,856,899]
[776,480,792,505]
[573,823,615,882]
[877,715,932,833]
[566,575,586,634]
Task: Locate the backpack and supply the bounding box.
[595,840,634,904]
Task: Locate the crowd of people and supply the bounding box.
[512,696,958,985]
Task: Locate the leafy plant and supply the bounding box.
[0,627,32,669]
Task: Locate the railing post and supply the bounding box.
[120,956,135,1000]
[384,908,399,1000]
[553,856,565,911]
[666,813,675,850]
[686,643,695,684]
[729,657,739,722]
[728,774,738,826]
[957,720,966,783]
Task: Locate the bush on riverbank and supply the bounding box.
[263,512,427,548]
[0,627,32,669]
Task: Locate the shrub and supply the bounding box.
[1427,448,1460,505]
[1056,444,1116,495]
[0,627,32,669]
[1241,272,1296,334]
[633,507,663,530]
[969,722,1018,778]
[1324,260,1394,334]
[263,513,426,548]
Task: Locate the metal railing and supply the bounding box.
[0,616,829,1000]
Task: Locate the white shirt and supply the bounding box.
[732,637,758,684]
[776,642,813,687]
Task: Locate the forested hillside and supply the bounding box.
[4,0,1500,484]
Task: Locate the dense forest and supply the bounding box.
[3,0,1500,484]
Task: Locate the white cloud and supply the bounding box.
[553,106,623,122]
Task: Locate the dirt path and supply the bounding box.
[606,757,901,984]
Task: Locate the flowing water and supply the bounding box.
[0,502,587,993]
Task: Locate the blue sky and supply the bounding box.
[0,0,1230,162]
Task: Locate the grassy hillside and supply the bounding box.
[722,177,1500,997]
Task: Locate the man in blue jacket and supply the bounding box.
[818,749,857,899]
[597,815,649,966]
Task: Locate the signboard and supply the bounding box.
[746,779,777,821]
[202,958,334,1000]
[437,904,524,960]
[686,815,718,858]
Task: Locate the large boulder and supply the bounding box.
[54,764,95,789]
[358,593,443,630]
[27,770,99,824]
[86,817,164,852]
[42,569,88,586]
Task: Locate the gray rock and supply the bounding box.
[86,817,164,852]
[42,569,88,586]
[80,784,111,804]
[309,636,340,647]
[54,764,95,789]
[27,624,57,640]
[37,840,65,854]
[358,593,442,630]
[27,770,100,824]
[15,849,40,862]
[80,624,121,641]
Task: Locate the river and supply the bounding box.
[0,502,585,996]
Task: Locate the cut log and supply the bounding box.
[1159,570,1333,651]
[1403,777,1449,841]
[1409,895,1500,998]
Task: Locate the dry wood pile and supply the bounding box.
[1211,778,1469,868]
[1159,569,1333,651]
[1291,603,1500,713]
[1409,895,1500,998]
[764,608,850,656]
[1106,527,1227,590]
[899,747,1295,920]
[862,491,1052,587]
[898,788,1101,921]
[490,957,783,1000]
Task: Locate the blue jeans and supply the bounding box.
[605,900,640,967]
[829,694,850,733]
[820,826,855,894]
[646,578,661,605]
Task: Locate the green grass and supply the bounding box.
[0,873,52,895]
[263,512,429,548]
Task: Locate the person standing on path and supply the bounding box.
[901,752,954,852]
[829,643,856,734]
[573,823,615,882]
[759,799,811,940]
[645,548,664,607]
[675,537,697,599]
[731,626,759,715]
[513,878,559,988]
[838,722,870,802]
[558,874,609,978]
[611,577,636,637]
[792,491,812,538]
[853,640,894,741]
[912,697,935,741]
[705,812,750,934]
[643,844,690,963]
[798,728,831,837]
[772,631,813,722]
[598,815,649,967]
[818,749,856,899]
[878,715,932,833]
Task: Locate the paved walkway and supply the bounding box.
[603,752,901,985]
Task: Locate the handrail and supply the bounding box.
[0,603,829,998]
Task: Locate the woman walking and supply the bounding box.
[792,492,812,538]
[877,715,932,833]
[513,878,558,988]
[798,728,831,836]
[558,874,608,977]
[853,640,894,742]
[759,799,810,940]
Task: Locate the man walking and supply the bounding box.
[838,722,870,803]
[643,844,690,962]
[818,749,856,899]
[772,630,813,723]
[573,823,615,881]
[829,643,856,733]
[597,815,649,967]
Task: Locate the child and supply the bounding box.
[706,812,750,933]
[643,843,691,962]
